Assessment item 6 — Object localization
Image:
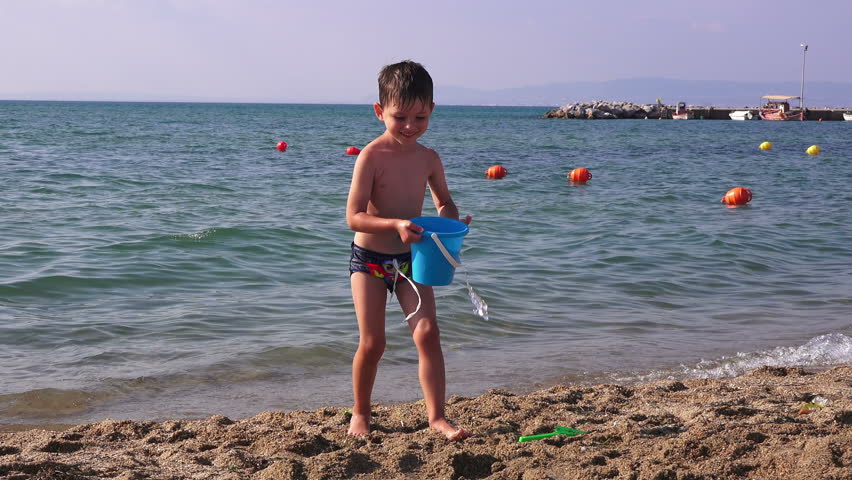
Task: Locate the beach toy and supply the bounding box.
[485,165,507,179]
[797,402,825,415]
[276,141,288,152]
[410,216,468,286]
[346,146,361,155]
[721,187,752,206]
[806,145,820,155]
[759,141,772,151]
[518,426,585,442]
[568,167,592,183]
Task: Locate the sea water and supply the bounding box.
[463,271,489,321]
[1,101,851,426]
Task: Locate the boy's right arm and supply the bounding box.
[346,153,423,243]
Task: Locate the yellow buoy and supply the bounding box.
[759,141,772,151]
[806,145,821,155]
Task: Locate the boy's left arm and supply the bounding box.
[428,152,472,225]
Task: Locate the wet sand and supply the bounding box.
[1,365,849,479]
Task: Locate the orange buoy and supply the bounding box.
[345,146,361,155]
[485,165,507,179]
[721,187,752,206]
[276,141,288,152]
[568,168,592,183]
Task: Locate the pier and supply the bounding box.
[544,101,851,121]
[685,107,849,121]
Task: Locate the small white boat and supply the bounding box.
[844,112,852,121]
[729,110,755,121]
[672,101,691,120]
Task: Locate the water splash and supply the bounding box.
[463,269,489,321]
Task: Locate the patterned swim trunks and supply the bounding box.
[349,243,412,293]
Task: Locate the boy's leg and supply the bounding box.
[395,281,469,440]
[349,272,388,436]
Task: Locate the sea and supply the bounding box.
[1,101,850,427]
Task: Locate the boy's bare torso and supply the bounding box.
[353,139,435,255]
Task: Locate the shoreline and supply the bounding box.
[1,365,849,479]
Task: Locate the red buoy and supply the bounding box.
[346,146,361,155]
[276,141,288,152]
[721,187,752,205]
[485,165,507,179]
[568,168,592,183]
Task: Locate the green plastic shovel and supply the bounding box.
[518,426,585,442]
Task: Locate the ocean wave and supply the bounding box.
[0,342,356,422]
[610,333,852,384]
[0,388,114,419]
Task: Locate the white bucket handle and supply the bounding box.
[430,232,461,269]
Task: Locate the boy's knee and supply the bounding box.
[413,319,440,346]
[359,337,386,362]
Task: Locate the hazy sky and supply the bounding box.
[2,0,850,103]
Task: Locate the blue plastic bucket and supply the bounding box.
[410,216,469,286]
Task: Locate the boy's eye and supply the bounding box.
[416,116,426,120]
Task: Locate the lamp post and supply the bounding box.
[800,43,808,110]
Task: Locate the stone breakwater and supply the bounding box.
[544,101,668,119]
[544,101,851,120]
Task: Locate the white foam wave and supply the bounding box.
[615,333,852,384]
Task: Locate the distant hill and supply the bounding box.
[434,78,852,108]
[7,78,850,107]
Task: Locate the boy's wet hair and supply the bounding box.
[378,60,433,109]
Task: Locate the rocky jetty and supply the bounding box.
[544,100,668,119]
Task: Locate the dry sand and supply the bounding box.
[1,365,850,479]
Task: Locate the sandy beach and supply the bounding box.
[1,365,849,479]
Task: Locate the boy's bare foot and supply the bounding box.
[347,413,371,437]
[430,418,470,441]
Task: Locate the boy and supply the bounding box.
[346,60,471,440]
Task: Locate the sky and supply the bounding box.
[1,0,850,104]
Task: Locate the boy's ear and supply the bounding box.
[373,103,383,120]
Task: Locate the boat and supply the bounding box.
[672,101,691,120]
[759,95,804,121]
[844,112,852,121]
[729,110,755,121]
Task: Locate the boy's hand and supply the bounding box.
[396,220,424,244]
[462,215,472,225]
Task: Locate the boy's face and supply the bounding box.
[374,99,434,145]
